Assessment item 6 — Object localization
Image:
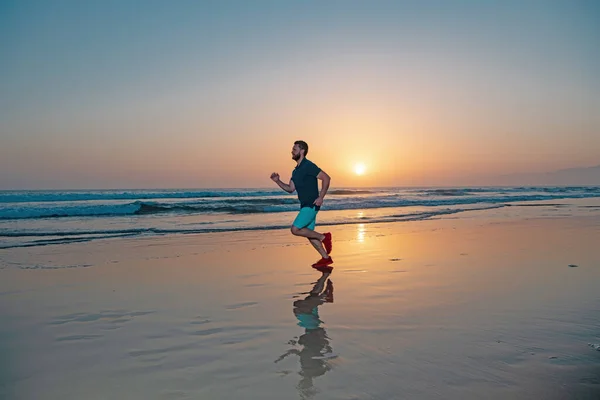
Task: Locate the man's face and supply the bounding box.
[291,144,302,161]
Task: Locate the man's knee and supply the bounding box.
[291,226,301,236]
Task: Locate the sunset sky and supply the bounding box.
[1,0,599,189]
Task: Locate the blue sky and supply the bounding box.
[1,0,599,188]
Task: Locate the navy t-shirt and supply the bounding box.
[291,158,322,209]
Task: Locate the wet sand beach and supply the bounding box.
[1,201,600,399]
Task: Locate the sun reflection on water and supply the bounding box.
[357,223,366,243]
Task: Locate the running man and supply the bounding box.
[270,140,333,268]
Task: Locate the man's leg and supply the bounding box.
[291,208,329,259]
[291,226,325,241]
[306,216,328,258]
[292,227,328,258]
[309,237,328,259]
[291,208,323,240]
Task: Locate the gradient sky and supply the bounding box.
[1,0,599,189]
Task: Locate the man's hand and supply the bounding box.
[313,196,324,207]
[272,173,295,193]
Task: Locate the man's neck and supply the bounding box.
[296,156,305,167]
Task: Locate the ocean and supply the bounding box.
[2,187,600,399]
[1,186,600,249]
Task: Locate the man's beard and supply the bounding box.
[292,153,300,161]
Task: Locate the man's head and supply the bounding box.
[292,140,308,161]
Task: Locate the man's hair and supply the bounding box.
[294,140,309,156]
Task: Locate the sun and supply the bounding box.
[354,163,367,176]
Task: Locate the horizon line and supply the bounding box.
[2,183,600,192]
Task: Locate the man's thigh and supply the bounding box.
[293,207,317,230]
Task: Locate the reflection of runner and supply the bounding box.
[275,272,335,399]
[270,140,333,269]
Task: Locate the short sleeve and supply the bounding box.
[308,161,321,177]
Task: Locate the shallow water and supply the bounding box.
[3,186,600,249]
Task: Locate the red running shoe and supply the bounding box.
[322,232,332,254]
[312,257,333,268]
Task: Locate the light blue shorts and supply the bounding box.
[293,206,318,231]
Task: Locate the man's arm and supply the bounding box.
[313,170,330,206]
[270,172,296,193]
